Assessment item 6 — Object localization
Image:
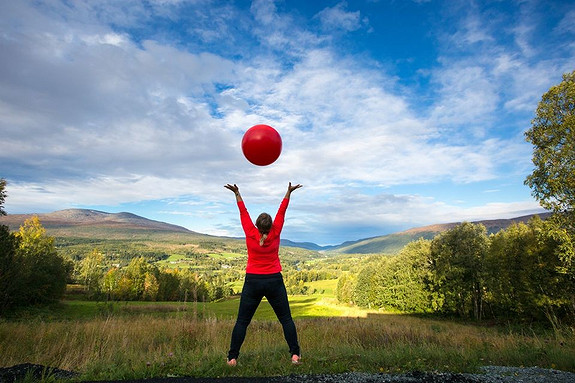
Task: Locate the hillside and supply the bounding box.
[0,209,325,269]
[0,209,552,254]
[328,212,552,254]
[280,239,327,251]
[0,209,208,240]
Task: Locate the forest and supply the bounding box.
[338,216,574,323]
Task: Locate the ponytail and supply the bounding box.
[259,233,268,246]
[256,212,272,246]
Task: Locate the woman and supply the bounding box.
[224,182,303,367]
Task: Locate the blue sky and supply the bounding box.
[1,0,574,245]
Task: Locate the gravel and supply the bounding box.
[1,364,574,383]
[0,363,79,382]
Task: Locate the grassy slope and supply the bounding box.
[2,280,349,321]
[328,213,553,255]
[1,281,574,380]
[330,232,438,255]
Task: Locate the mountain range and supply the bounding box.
[0,209,195,233]
[325,212,552,254]
[0,209,551,254]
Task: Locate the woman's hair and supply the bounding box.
[256,213,272,246]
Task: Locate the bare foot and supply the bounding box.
[291,355,302,365]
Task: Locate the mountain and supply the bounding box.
[0,209,201,237]
[280,239,329,251]
[0,209,552,254]
[328,212,553,254]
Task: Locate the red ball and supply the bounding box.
[241,124,282,166]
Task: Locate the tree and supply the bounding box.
[482,216,574,323]
[0,178,7,216]
[143,272,159,301]
[14,216,72,304]
[102,267,120,301]
[157,269,181,301]
[1,181,21,312]
[336,272,356,305]
[389,238,436,313]
[124,257,157,300]
[179,269,210,302]
[525,70,575,230]
[485,222,539,317]
[430,222,489,320]
[530,217,575,323]
[0,224,20,311]
[78,249,105,298]
[352,266,377,308]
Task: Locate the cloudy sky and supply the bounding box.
[1,0,574,245]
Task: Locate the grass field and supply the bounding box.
[306,279,337,295]
[1,283,574,381]
[0,281,360,322]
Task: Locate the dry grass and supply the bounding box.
[1,309,573,380]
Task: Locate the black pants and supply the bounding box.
[228,273,300,360]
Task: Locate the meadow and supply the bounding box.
[1,280,574,381]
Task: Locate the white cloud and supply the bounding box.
[81,32,129,46]
[250,0,278,25]
[278,188,545,245]
[1,0,572,245]
[316,2,368,32]
[556,9,575,35]
[4,176,189,212]
[0,1,520,190]
[249,0,322,57]
[429,64,499,137]
[0,3,240,183]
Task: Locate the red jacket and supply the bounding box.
[238,198,289,274]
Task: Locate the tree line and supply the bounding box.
[77,249,233,302]
[337,216,574,323]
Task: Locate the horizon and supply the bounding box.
[2,1,571,245]
[0,206,551,248]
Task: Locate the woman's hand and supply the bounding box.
[285,182,302,199]
[225,184,240,195]
[225,184,242,202]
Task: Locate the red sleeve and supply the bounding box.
[237,201,257,238]
[272,198,290,234]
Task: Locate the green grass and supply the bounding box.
[207,252,243,259]
[206,295,361,320]
[1,307,573,381]
[3,294,369,322]
[2,287,574,381]
[230,280,243,292]
[306,279,338,296]
[155,252,243,269]
[155,254,196,269]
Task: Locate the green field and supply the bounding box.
[4,289,365,322]
[207,252,243,259]
[2,285,574,381]
[306,279,337,295]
